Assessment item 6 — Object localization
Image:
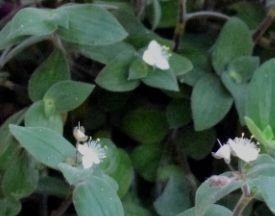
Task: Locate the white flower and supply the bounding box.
[212,134,260,164]
[73,123,88,143]
[142,40,170,70]
[212,140,231,164]
[77,139,106,169]
[227,136,259,163]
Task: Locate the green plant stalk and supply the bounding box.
[186,11,229,21]
[173,0,187,51]
[0,34,51,69]
[232,183,253,216]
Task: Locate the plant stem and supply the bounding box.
[253,7,275,43]
[186,11,229,21]
[0,34,51,69]
[173,0,187,51]
[232,183,253,216]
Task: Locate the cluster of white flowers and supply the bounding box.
[73,123,106,169]
[142,40,171,70]
[212,134,260,164]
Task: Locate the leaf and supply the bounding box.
[142,69,179,91]
[166,99,192,129]
[246,154,275,178]
[25,101,63,133]
[211,17,253,75]
[9,8,66,36]
[154,173,192,216]
[128,57,150,80]
[9,125,76,169]
[191,73,233,131]
[43,80,94,113]
[122,106,168,144]
[131,143,162,182]
[178,127,216,160]
[0,197,21,216]
[249,176,275,214]
[176,204,232,216]
[149,0,162,30]
[170,53,193,77]
[246,58,275,132]
[0,109,26,158]
[111,149,134,198]
[221,56,259,124]
[2,150,39,199]
[73,172,124,216]
[195,173,242,216]
[95,52,140,92]
[57,4,127,46]
[28,49,70,102]
[245,117,271,148]
[77,42,135,64]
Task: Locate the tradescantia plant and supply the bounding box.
[1,0,275,215]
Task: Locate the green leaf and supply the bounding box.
[2,150,39,199]
[191,74,233,131]
[9,8,67,36]
[0,197,21,216]
[166,99,192,129]
[73,173,124,216]
[122,106,168,144]
[246,58,275,132]
[245,117,271,148]
[154,172,192,216]
[57,4,127,46]
[128,57,149,80]
[221,56,259,124]
[178,128,216,160]
[43,80,94,113]
[170,53,193,77]
[111,149,134,198]
[131,143,162,182]
[250,176,275,214]
[230,2,265,29]
[95,52,140,92]
[246,154,275,178]
[211,17,253,75]
[28,49,70,102]
[148,0,162,30]
[77,42,135,64]
[177,204,232,216]
[142,69,179,91]
[0,109,26,159]
[25,101,63,133]
[195,173,242,216]
[9,125,76,169]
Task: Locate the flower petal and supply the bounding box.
[212,144,231,164]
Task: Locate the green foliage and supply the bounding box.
[191,73,233,131]
[1,1,275,215]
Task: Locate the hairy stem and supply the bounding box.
[173,0,187,51]
[253,7,275,43]
[0,34,51,69]
[186,11,229,21]
[232,183,253,216]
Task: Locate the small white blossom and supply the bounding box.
[212,140,231,164]
[228,135,259,163]
[73,123,88,143]
[77,139,106,169]
[212,134,260,164]
[142,40,170,70]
